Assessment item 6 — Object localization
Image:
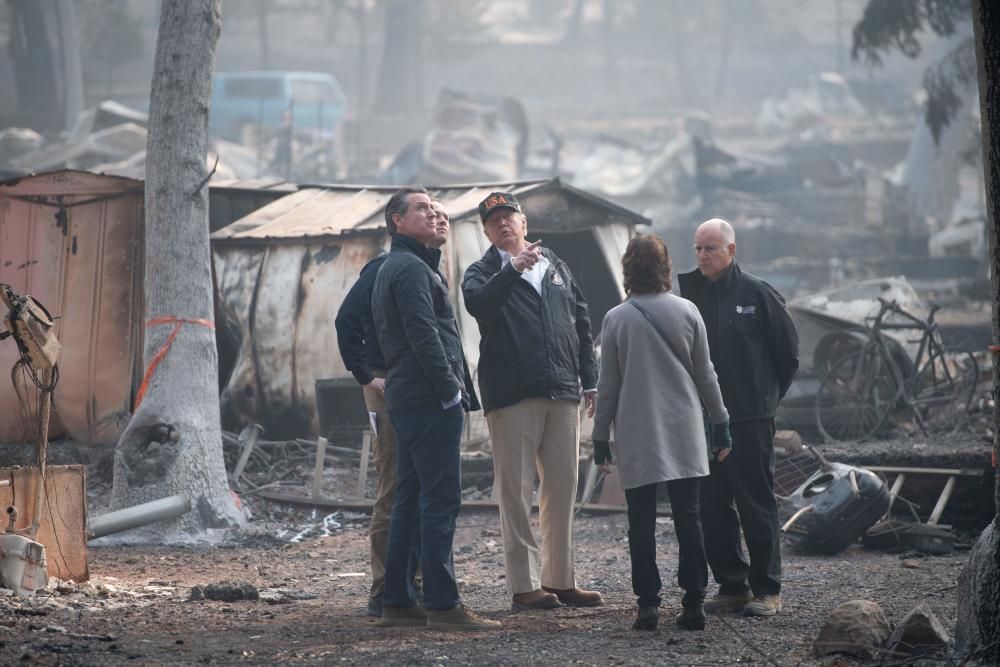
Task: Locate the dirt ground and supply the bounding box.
[0,485,976,666]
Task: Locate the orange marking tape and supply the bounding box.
[134,317,215,409]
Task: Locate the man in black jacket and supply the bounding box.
[462,192,602,611]
[334,199,453,617]
[677,218,799,618]
[371,187,497,631]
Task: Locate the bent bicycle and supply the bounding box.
[813,297,978,443]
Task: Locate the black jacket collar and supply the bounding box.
[482,245,503,270]
[684,261,742,298]
[391,233,437,269]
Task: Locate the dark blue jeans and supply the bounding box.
[383,403,464,611]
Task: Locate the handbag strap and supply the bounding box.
[627,298,695,382]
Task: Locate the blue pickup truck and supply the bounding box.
[209,71,347,142]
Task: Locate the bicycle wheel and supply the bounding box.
[912,347,979,430]
[814,347,901,443]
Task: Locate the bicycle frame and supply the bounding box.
[864,298,957,433]
[814,296,978,442]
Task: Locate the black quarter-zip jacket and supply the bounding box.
[372,234,479,412]
[678,262,799,423]
[462,245,598,413]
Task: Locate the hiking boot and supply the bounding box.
[632,606,658,631]
[542,586,604,607]
[426,605,501,631]
[703,590,753,614]
[378,605,427,627]
[675,604,706,631]
[366,596,383,618]
[743,594,782,617]
[512,589,562,611]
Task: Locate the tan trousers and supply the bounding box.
[487,398,580,595]
[363,378,398,601]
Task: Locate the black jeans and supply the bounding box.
[625,476,707,609]
[699,419,781,596]
[383,404,464,611]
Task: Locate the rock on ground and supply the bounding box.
[886,601,949,655]
[813,599,892,659]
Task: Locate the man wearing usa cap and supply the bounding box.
[462,192,603,611]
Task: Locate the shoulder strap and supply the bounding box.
[627,298,695,381]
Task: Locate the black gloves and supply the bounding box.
[593,440,612,465]
[711,421,732,461]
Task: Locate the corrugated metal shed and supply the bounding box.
[0,170,144,445]
[211,178,649,439]
[208,178,297,233]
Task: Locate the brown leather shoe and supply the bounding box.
[511,589,562,611]
[541,586,604,607]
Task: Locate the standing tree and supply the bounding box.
[855,2,998,659]
[955,0,1000,659]
[112,0,246,537]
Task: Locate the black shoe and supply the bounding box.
[632,606,659,631]
[675,604,706,631]
[366,596,383,618]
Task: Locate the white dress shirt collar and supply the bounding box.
[497,246,549,296]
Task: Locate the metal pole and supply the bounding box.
[28,377,52,538]
[88,495,191,539]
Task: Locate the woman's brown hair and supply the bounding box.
[622,234,672,295]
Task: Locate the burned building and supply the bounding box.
[211,178,648,439]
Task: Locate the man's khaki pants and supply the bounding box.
[363,378,398,602]
[487,397,580,595]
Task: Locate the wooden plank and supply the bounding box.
[927,476,957,526]
[311,437,328,499]
[0,465,88,582]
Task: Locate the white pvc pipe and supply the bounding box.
[88,495,191,539]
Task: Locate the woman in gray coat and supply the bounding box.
[592,234,731,632]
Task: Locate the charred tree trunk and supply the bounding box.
[955,0,1000,661]
[111,0,245,538]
